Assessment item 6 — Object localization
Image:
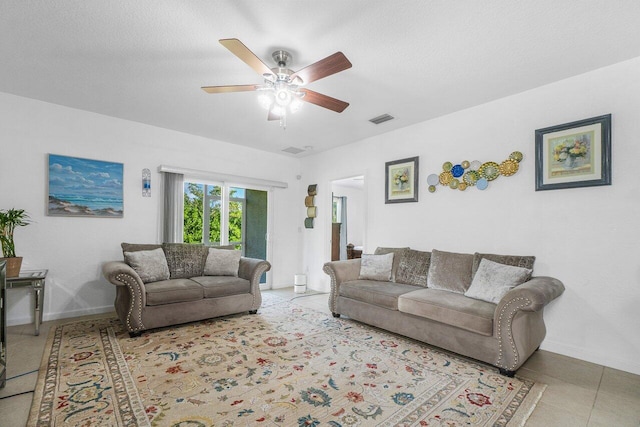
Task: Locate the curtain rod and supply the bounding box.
[158,165,288,189]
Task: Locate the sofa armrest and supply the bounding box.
[496,276,565,313]
[323,259,362,314]
[238,257,271,310]
[102,261,147,332]
[494,276,565,371]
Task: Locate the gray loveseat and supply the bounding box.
[102,243,271,337]
[323,247,564,376]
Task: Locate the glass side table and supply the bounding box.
[5,269,47,336]
[1,261,6,388]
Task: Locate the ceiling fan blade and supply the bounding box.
[267,110,280,121]
[219,38,275,78]
[201,84,259,93]
[300,89,349,113]
[290,52,352,85]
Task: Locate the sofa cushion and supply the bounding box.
[144,278,204,306]
[162,243,208,279]
[426,249,474,294]
[472,252,535,277]
[191,276,251,298]
[465,258,532,304]
[396,249,431,287]
[123,248,170,283]
[359,253,394,281]
[204,248,241,276]
[374,247,409,282]
[121,242,162,254]
[340,279,423,310]
[398,288,495,336]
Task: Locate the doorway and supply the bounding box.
[330,175,365,261]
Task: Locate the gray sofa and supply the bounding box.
[323,247,564,376]
[102,243,271,337]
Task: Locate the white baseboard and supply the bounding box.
[542,338,640,376]
[6,305,115,327]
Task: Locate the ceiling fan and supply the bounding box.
[202,38,352,127]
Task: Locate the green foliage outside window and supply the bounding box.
[183,183,243,245]
[183,183,204,243]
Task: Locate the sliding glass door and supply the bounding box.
[183,181,268,283]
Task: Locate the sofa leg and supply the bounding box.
[248,310,258,314]
[129,331,142,338]
[499,368,516,377]
[332,312,341,318]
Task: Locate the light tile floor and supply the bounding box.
[1,289,639,426]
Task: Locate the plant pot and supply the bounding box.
[0,256,22,277]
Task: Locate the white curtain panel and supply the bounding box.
[162,172,184,243]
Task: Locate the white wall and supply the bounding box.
[301,56,640,375]
[0,93,302,325]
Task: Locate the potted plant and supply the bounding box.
[0,208,30,277]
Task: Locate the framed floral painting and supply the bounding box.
[535,114,611,191]
[385,156,419,203]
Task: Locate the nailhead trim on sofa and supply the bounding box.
[496,296,531,370]
[115,273,145,332]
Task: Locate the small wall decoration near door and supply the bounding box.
[385,156,419,203]
[535,114,611,191]
[305,184,317,228]
[48,154,123,217]
[426,152,523,193]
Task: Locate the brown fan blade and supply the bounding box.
[290,52,352,85]
[300,89,349,113]
[201,84,259,93]
[267,110,280,121]
[219,38,275,78]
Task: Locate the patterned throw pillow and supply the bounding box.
[426,249,474,294]
[472,252,535,277]
[162,243,208,279]
[396,249,431,287]
[204,248,242,276]
[359,253,394,281]
[124,248,170,283]
[374,247,409,282]
[464,258,533,304]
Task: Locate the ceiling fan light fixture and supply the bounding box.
[271,105,286,117]
[257,91,274,110]
[274,85,292,107]
[289,96,303,113]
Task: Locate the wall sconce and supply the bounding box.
[142,168,151,197]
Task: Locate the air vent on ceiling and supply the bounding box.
[369,113,395,125]
[282,146,305,154]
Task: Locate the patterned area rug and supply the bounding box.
[28,293,544,426]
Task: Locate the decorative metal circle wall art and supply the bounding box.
[478,162,500,181]
[427,151,523,193]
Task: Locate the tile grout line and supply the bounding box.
[585,366,605,426]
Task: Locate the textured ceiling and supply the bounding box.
[2,1,640,157]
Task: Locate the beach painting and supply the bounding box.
[48,154,123,217]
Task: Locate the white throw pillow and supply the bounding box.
[204,247,241,276]
[464,258,532,304]
[358,253,394,281]
[124,248,170,283]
